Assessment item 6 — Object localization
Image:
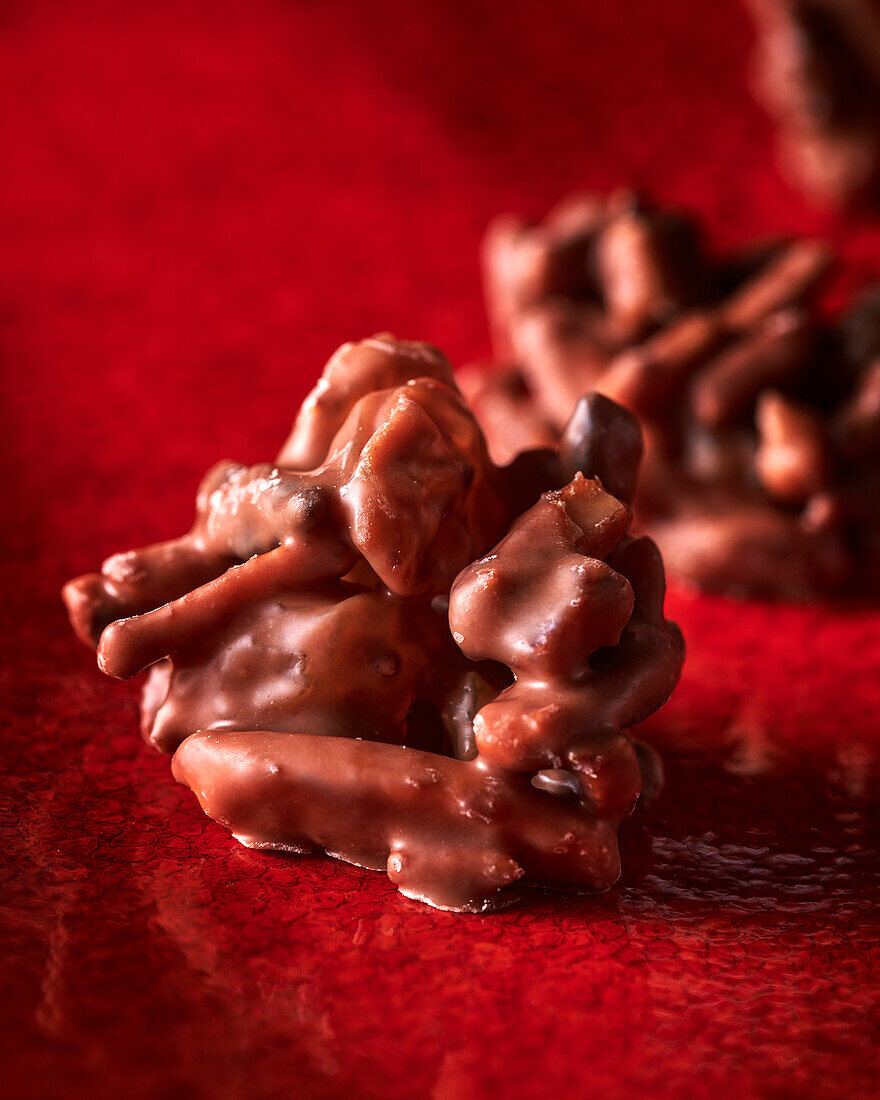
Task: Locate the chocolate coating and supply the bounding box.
[276,333,457,469]
[140,586,462,754]
[172,732,625,913]
[64,334,684,912]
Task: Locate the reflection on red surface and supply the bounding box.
[4,590,878,1098]
[1,0,879,1095]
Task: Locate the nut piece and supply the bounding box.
[755,390,830,503]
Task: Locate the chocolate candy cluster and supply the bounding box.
[746,0,880,208]
[469,191,880,598]
[64,335,683,912]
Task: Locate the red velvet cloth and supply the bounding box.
[2,2,878,1097]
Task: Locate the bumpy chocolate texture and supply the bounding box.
[63,334,684,913]
[470,191,880,599]
[746,0,880,207]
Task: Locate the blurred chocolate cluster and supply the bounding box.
[467,190,880,597]
[746,0,880,207]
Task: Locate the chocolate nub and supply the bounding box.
[64,334,683,912]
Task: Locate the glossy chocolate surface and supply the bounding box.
[63,335,683,912]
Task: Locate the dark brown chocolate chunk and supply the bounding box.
[558,392,644,505]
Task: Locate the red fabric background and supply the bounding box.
[2,2,878,1097]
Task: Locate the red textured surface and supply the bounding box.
[2,2,879,1097]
